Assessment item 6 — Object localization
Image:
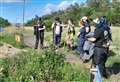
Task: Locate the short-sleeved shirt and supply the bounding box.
[94,28,105,48]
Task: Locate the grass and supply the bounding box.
[0,32,25,48]
[103,27,120,82]
[0,48,90,82]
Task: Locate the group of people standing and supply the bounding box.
[33,15,112,79]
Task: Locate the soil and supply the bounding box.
[0,43,20,58]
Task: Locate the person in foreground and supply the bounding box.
[88,18,108,78]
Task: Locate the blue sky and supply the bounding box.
[0,0,87,23]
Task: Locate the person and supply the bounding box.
[88,18,108,78]
[66,19,75,49]
[34,17,45,49]
[96,16,112,54]
[51,17,63,47]
[76,20,87,57]
[81,16,91,33]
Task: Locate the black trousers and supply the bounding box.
[93,47,108,78]
[35,31,44,49]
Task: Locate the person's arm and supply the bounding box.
[88,29,101,42]
[40,25,46,30]
[67,24,69,29]
[38,25,46,30]
[88,37,96,42]
[43,25,45,29]
[85,27,90,33]
[77,32,80,37]
[60,23,67,27]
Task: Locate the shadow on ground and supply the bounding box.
[107,62,120,76]
[108,50,116,57]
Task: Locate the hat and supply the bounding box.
[93,18,100,24]
[81,16,88,22]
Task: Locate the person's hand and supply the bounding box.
[77,32,80,37]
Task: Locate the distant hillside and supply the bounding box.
[0,17,11,27]
[25,0,120,29]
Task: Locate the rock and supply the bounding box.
[0,43,20,58]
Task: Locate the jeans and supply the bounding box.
[54,34,61,46]
[76,38,85,56]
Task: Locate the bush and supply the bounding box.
[44,19,52,31]
[0,48,65,82]
[0,48,90,82]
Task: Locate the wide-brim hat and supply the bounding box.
[81,16,88,22]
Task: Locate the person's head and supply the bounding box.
[37,17,42,25]
[68,18,73,24]
[81,16,88,22]
[99,16,108,23]
[79,20,84,27]
[55,17,60,22]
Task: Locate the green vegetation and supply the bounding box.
[25,0,120,30]
[0,48,89,82]
[0,25,119,82]
[0,17,11,27]
[0,32,25,48]
[0,26,120,82]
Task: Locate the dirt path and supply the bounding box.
[0,43,21,58]
[23,33,35,48]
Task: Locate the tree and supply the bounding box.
[0,17,11,27]
[25,1,120,27]
[87,0,111,11]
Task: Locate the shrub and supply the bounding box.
[0,48,65,82]
[44,19,52,31]
[0,47,90,82]
[0,17,11,27]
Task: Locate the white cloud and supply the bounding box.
[43,0,80,15]
[0,0,24,3]
[58,1,69,10]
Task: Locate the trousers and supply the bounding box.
[35,31,44,49]
[93,47,108,78]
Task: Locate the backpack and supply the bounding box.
[82,32,95,61]
[97,16,112,47]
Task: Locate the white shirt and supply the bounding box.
[55,22,61,34]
